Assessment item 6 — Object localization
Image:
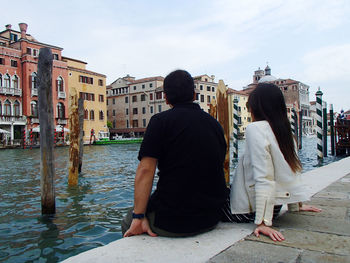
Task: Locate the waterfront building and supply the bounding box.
[244,65,312,135]
[107,74,218,137]
[0,23,68,145]
[193,74,218,113]
[63,57,107,143]
[227,88,250,137]
[107,75,166,137]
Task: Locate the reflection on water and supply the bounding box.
[0,144,139,263]
[0,137,342,262]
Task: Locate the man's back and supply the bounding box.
[138,102,227,233]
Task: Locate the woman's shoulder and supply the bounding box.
[246,120,270,133]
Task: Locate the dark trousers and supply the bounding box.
[221,195,282,223]
[121,208,216,237]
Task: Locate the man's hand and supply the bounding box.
[123,218,157,237]
[254,223,285,242]
[300,204,322,212]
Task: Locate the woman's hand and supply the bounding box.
[254,223,285,242]
[300,204,322,212]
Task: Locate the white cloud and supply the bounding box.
[302,44,350,82]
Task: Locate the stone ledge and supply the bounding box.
[62,157,350,263]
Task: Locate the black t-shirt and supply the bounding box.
[138,102,228,233]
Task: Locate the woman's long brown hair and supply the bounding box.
[248,83,302,173]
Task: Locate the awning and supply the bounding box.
[32,126,40,132]
[55,126,70,132]
[0,128,10,134]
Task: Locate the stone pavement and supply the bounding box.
[208,173,350,263]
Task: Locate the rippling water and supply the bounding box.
[0,137,342,263]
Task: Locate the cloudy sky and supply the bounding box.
[2,0,349,111]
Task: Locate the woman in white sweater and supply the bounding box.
[226,83,321,241]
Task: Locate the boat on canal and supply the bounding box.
[93,131,143,145]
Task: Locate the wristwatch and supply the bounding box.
[132,212,145,219]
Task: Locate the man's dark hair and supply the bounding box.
[163,70,195,105]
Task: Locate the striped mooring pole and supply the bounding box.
[330,104,335,156]
[233,98,239,159]
[323,102,328,157]
[316,88,323,160]
[291,108,296,136]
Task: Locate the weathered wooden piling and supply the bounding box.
[68,91,80,186]
[215,80,230,185]
[299,110,302,149]
[323,103,328,157]
[78,98,84,173]
[37,47,55,214]
[330,104,335,155]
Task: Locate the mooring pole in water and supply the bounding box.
[37,47,56,214]
[316,88,323,160]
[78,98,84,173]
[291,108,296,136]
[323,102,328,157]
[68,92,80,186]
[299,109,303,149]
[216,80,230,186]
[330,104,335,156]
[233,98,238,160]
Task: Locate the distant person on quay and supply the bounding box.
[122,69,228,237]
[223,83,321,241]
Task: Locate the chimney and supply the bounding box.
[18,23,28,39]
[5,24,12,30]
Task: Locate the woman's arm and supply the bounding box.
[245,124,275,227]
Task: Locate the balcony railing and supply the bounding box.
[0,87,22,96]
[58,91,66,99]
[31,118,39,124]
[0,115,26,124]
[31,88,38,96]
[57,118,67,125]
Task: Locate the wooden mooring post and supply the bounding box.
[78,98,84,173]
[37,47,56,214]
[330,104,335,155]
[68,91,80,186]
[210,80,230,186]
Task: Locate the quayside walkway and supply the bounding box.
[62,157,350,263]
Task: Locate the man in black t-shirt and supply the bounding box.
[123,70,228,237]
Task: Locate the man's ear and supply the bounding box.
[164,93,170,105]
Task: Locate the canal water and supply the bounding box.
[0,137,340,263]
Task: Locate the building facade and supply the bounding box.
[0,23,68,145]
[244,65,312,135]
[193,74,218,113]
[107,76,166,137]
[107,74,219,137]
[227,88,250,137]
[63,57,107,143]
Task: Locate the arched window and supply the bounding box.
[12,75,19,89]
[57,103,65,119]
[4,74,10,88]
[84,109,89,120]
[99,110,104,120]
[90,110,95,120]
[4,100,11,115]
[14,100,20,116]
[31,72,37,89]
[57,76,64,92]
[113,120,116,128]
[31,100,38,117]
